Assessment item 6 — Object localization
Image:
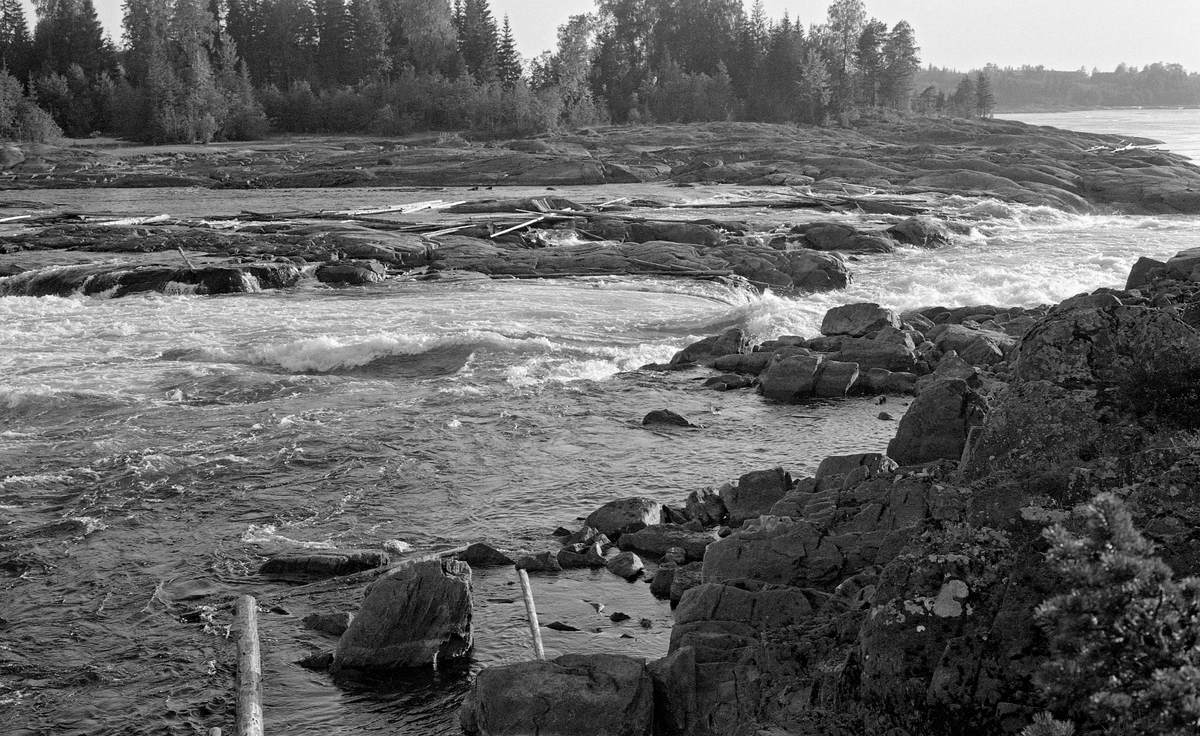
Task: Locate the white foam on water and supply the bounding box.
[240,331,555,373]
[241,523,335,550]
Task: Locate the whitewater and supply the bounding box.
[3,177,1200,731]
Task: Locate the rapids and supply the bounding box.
[2,196,1197,735]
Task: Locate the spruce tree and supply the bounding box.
[348,0,389,83]
[456,0,498,83]
[495,15,520,88]
[975,70,994,117]
[313,0,351,86]
[1036,493,1200,735]
[950,73,974,116]
[0,0,33,81]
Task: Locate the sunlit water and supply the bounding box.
[3,187,1199,735]
[1000,107,1200,160]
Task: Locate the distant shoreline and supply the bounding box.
[997,105,1200,114]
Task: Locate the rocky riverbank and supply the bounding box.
[3,116,1199,299]
[3,116,1199,215]
[441,249,1200,736]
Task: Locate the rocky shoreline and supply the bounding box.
[6,118,1200,734]
[246,243,1200,735]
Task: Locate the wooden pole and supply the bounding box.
[517,569,545,661]
[235,595,264,736]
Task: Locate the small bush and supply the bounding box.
[1035,492,1200,735]
[1114,347,1200,429]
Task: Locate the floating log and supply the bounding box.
[517,569,546,660]
[235,595,264,736]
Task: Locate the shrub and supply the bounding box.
[0,69,61,142]
[1114,347,1200,429]
[1034,492,1200,735]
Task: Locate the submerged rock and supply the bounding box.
[259,548,389,581]
[456,542,514,568]
[641,408,701,427]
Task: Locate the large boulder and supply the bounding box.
[618,524,720,562]
[887,378,987,466]
[722,467,792,526]
[702,516,844,588]
[669,328,748,367]
[820,302,902,337]
[794,222,897,254]
[584,497,664,538]
[814,453,897,492]
[0,146,24,169]
[685,487,727,526]
[332,558,472,672]
[460,653,654,736]
[757,354,823,402]
[832,338,921,373]
[885,217,952,247]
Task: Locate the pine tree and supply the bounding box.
[591,0,652,122]
[975,70,994,117]
[879,20,919,110]
[854,18,885,108]
[495,15,520,88]
[821,0,865,119]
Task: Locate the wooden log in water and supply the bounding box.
[235,595,264,736]
[517,569,546,661]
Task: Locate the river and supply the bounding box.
[3,115,1200,734]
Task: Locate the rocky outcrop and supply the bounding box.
[0,261,303,298]
[332,558,472,673]
[460,654,654,736]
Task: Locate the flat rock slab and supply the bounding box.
[460,653,654,736]
[259,548,390,580]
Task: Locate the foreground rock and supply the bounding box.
[460,653,653,736]
[331,558,472,673]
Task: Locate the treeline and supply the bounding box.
[0,0,926,143]
[916,62,1200,111]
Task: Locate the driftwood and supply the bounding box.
[517,569,546,660]
[234,595,264,736]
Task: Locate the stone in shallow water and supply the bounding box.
[259,548,389,581]
[332,558,472,673]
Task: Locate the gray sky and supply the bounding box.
[76,0,1200,74]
